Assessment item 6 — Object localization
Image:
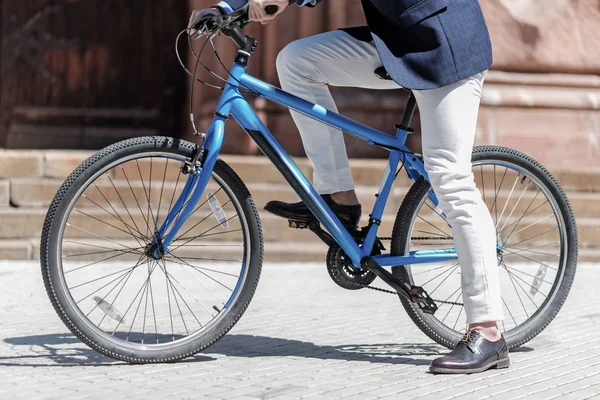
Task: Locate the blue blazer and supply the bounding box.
[225,0,493,90]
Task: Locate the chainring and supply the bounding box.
[326,245,377,290]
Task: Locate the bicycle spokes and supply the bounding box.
[407,161,565,334]
[60,154,248,345]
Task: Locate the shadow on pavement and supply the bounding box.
[0,333,214,367]
[511,346,534,353]
[2,333,450,367]
[208,334,443,366]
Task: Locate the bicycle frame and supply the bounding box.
[156,56,460,269]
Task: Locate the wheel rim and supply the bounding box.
[402,156,568,340]
[55,152,251,350]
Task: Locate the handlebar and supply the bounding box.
[265,5,279,15]
[267,0,297,15]
[192,1,296,50]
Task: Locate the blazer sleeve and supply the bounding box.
[301,0,324,6]
[220,0,324,12]
[219,0,247,10]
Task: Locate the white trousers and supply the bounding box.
[276,30,503,324]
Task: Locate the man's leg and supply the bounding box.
[276,30,398,204]
[275,30,506,371]
[413,73,507,373]
[277,29,504,328]
[412,73,504,331]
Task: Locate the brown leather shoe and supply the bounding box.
[430,329,510,374]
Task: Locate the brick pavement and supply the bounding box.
[1,260,599,400]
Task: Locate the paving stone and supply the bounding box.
[0,261,599,399]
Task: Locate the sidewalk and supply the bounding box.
[1,260,599,400]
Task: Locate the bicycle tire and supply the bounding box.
[41,136,263,363]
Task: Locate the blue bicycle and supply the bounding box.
[41,7,577,363]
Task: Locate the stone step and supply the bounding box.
[4,238,598,262]
[10,176,600,220]
[9,178,405,215]
[46,236,565,263]
[40,151,407,188]
[30,238,329,264]
[0,151,593,192]
[3,208,597,251]
[0,150,597,263]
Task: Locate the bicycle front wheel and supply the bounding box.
[391,146,577,349]
[41,137,263,363]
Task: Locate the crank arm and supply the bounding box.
[308,222,336,248]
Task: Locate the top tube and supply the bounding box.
[218,53,411,153]
[237,72,409,152]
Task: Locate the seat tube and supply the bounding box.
[362,150,402,252]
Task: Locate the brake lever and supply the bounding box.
[228,5,251,28]
[191,5,252,40]
[190,13,225,40]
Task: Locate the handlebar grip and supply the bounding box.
[265,5,279,15]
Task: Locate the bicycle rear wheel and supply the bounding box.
[41,137,263,363]
[391,146,577,349]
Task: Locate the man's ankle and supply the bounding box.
[329,190,360,206]
[469,321,501,342]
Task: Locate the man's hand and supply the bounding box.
[249,0,289,25]
[187,8,222,38]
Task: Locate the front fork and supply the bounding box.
[151,118,227,258]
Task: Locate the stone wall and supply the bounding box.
[191,0,600,170]
[482,0,600,74]
[474,0,600,169]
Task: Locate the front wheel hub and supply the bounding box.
[145,240,165,260]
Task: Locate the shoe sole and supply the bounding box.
[264,206,358,231]
[263,205,313,222]
[429,357,510,374]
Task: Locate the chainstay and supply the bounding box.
[362,284,463,306]
[363,235,461,306]
[378,236,453,241]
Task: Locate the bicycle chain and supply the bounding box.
[378,236,454,241]
[358,235,463,306]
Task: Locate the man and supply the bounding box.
[189,0,508,373]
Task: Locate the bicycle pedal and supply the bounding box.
[410,286,438,315]
[288,220,310,229]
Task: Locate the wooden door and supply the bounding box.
[1,0,415,155]
[0,0,188,149]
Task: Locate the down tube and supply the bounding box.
[230,97,365,266]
